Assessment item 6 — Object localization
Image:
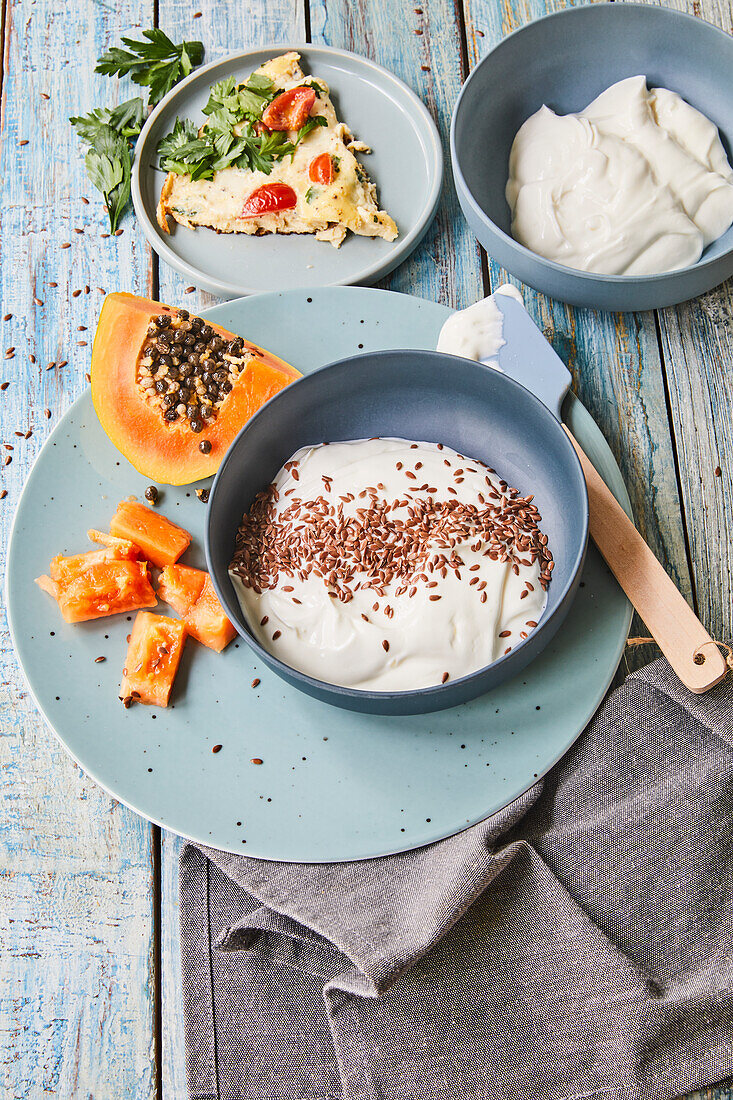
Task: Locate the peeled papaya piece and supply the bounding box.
[119,611,188,707]
[49,535,140,586]
[109,500,191,569]
[186,578,238,652]
[156,563,205,615]
[158,564,237,652]
[36,558,157,623]
[91,292,299,485]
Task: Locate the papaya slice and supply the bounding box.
[91,292,299,485]
[158,564,237,652]
[36,558,157,623]
[186,579,238,652]
[109,500,191,569]
[49,538,141,586]
[157,563,205,614]
[119,611,188,707]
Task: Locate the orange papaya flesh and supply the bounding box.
[87,529,140,556]
[109,500,191,569]
[36,558,157,623]
[49,538,140,585]
[157,563,206,616]
[91,292,299,485]
[120,611,187,707]
[186,577,237,652]
[158,564,236,652]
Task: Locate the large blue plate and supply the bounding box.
[6,288,631,862]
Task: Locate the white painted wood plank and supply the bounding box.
[0,0,156,1095]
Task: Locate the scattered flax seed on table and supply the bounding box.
[251,679,260,689]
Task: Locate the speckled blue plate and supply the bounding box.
[132,45,443,298]
[6,288,631,862]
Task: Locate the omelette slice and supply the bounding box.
[156,52,398,248]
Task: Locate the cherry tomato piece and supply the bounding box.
[261,87,316,131]
[309,152,335,186]
[241,183,298,219]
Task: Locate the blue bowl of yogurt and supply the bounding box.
[206,350,588,715]
[450,3,733,311]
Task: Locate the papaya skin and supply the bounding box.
[91,292,300,486]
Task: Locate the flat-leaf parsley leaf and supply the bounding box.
[96,29,204,106]
[71,29,204,231]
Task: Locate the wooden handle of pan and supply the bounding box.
[566,429,728,693]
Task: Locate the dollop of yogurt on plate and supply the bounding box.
[229,438,553,692]
[506,76,733,276]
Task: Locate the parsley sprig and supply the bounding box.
[96,30,204,107]
[70,31,204,232]
[70,98,147,232]
[158,74,327,181]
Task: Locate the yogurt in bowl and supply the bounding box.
[206,347,588,715]
[506,76,733,276]
[229,437,553,691]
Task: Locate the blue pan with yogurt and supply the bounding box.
[450,3,733,310]
[206,298,589,715]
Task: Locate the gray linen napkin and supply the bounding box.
[180,655,733,1100]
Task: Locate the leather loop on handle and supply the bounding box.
[566,429,728,693]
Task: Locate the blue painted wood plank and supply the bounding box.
[154,4,308,1095]
[309,0,483,309]
[635,0,733,648]
[461,0,692,678]
[0,0,157,1095]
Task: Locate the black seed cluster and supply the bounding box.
[138,309,251,434]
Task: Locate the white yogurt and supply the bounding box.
[229,438,551,691]
[506,76,733,276]
[436,283,523,366]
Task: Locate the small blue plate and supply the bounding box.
[132,45,443,298]
[6,288,631,862]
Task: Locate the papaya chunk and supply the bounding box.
[49,537,141,586]
[157,563,205,615]
[186,578,238,652]
[36,558,157,623]
[91,292,299,485]
[120,611,187,707]
[87,529,140,556]
[158,564,237,652]
[110,500,191,569]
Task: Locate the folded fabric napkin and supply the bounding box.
[180,655,733,1100]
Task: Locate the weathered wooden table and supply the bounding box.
[1,0,732,1095]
